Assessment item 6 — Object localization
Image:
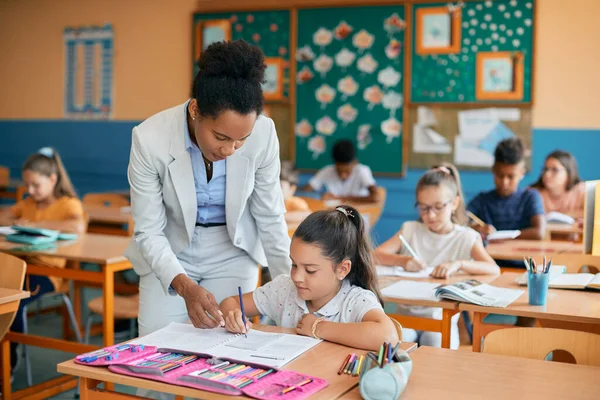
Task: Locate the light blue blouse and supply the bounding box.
[183,106,226,224]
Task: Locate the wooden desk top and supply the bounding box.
[547,222,584,235]
[0,288,29,306]
[341,346,600,400]
[486,239,582,260]
[459,273,600,324]
[379,273,498,309]
[85,205,131,224]
[0,233,130,264]
[57,324,415,400]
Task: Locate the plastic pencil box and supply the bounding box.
[75,343,328,400]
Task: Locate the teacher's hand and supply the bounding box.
[172,274,225,329]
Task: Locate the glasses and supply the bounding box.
[415,201,451,215]
[543,167,565,174]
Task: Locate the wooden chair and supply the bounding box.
[0,166,9,182]
[546,253,600,273]
[82,192,130,208]
[84,294,139,343]
[0,253,27,341]
[390,317,403,342]
[483,327,600,367]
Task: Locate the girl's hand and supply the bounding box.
[482,224,497,236]
[405,258,427,272]
[430,262,461,279]
[296,313,318,337]
[224,308,252,334]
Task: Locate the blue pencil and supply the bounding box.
[238,286,247,338]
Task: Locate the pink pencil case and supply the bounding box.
[76,345,327,400]
[75,343,157,366]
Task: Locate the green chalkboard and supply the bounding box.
[193,10,291,98]
[295,6,406,174]
[411,0,534,103]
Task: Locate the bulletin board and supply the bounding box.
[407,104,532,170]
[192,10,291,99]
[294,6,407,174]
[411,0,534,103]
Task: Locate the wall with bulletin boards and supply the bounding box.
[193,0,536,175]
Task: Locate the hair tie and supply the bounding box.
[335,206,355,219]
[433,166,451,175]
[38,147,54,158]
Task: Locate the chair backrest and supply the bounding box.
[0,252,27,341]
[0,165,9,181]
[83,193,130,208]
[483,327,600,367]
[547,254,600,273]
[389,316,403,342]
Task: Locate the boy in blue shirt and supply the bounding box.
[468,138,546,240]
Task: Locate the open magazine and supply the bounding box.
[435,280,524,307]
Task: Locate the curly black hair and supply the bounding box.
[332,139,356,164]
[494,137,525,165]
[192,40,266,118]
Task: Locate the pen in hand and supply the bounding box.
[238,286,247,338]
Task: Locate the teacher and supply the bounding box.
[125,40,291,336]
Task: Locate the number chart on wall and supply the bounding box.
[295,6,406,174]
[64,24,114,119]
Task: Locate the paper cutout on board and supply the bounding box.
[315,84,336,109]
[296,66,314,84]
[295,119,313,139]
[385,39,402,59]
[335,21,353,40]
[381,117,401,143]
[363,85,384,110]
[454,108,520,167]
[384,13,406,37]
[313,27,333,50]
[377,66,401,88]
[316,116,337,136]
[352,29,375,54]
[308,135,326,159]
[417,106,437,126]
[382,91,403,116]
[337,104,358,126]
[357,54,378,75]
[296,45,315,62]
[313,54,333,78]
[334,48,356,72]
[357,124,373,150]
[337,76,359,100]
[413,125,452,154]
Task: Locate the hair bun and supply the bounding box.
[197,40,266,83]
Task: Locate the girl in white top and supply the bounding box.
[220,205,398,351]
[374,163,499,349]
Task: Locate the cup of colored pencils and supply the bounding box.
[524,256,551,306]
[337,342,401,378]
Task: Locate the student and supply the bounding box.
[532,150,585,217]
[0,147,86,373]
[220,205,398,351]
[305,139,380,203]
[467,138,546,240]
[374,163,499,349]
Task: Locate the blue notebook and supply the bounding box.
[6,225,78,245]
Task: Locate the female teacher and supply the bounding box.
[125,40,291,336]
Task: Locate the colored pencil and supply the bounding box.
[546,259,552,274]
[338,353,351,375]
[377,344,384,367]
[398,235,420,260]
[280,379,312,395]
[391,342,401,361]
[467,211,486,227]
[523,257,531,272]
[238,286,247,338]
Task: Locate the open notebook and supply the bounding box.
[486,230,521,241]
[545,274,600,290]
[129,322,321,369]
[546,212,575,225]
[376,265,434,278]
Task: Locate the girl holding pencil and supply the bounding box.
[220,205,399,351]
[374,163,499,349]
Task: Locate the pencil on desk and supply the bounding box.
[467,211,486,227]
[338,353,351,375]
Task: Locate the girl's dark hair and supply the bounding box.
[532,150,582,191]
[416,162,466,225]
[293,205,383,306]
[192,40,265,119]
[22,148,77,199]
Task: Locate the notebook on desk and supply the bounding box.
[545,273,600,291]
[546,212,575,225]
[5,225,77,244]
[487,230,521,241]
[376,266,434,278]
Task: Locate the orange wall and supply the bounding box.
[1,0,599,128]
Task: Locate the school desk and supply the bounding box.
[546,222,584,242]
[297,197,385,228]
[340,346,600,400]
[56,324,417,400]
[486,239,583,261]
[84,205,133,236]
[459,272,600,352]
[0,288,30,336]
[0,234,132,400]
[380,273,498,349]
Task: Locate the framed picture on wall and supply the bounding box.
[262,57,285,100]
[415,6,461,55]
[476,52,524,101]
[194,19,232,61]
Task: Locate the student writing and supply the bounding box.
[220,205,398,351]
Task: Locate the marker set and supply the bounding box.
[76,344,328,400]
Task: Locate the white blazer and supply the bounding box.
[125,102,291,295]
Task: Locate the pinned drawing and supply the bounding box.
[357,124,373,150]
[296,66,314,84]
[385,39,402,60]
[352,29,375,54]
[363,85,384,110]
[335,21,353,40]
[412,106,451,154]
[377,66,401,88]
[381,117,402,143]
[295,119,313,140]
[415,6,461,55]
[337,104,358,126]
[334,48,356,72]
[296,45,315,62]
[308,136,327,159]
[313,54,334,78]
[384,13,406,37]
[357,54,378,75]
[316,116,337,136]
[382,91,403,117]
[313,27,333,50]
[337,76,359,100]
[315,84,336,109]
[476,52,524,100]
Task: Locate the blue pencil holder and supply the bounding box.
[527,273,549,306]
[359,349,412,400]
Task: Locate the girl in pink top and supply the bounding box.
[532,150,585,217]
